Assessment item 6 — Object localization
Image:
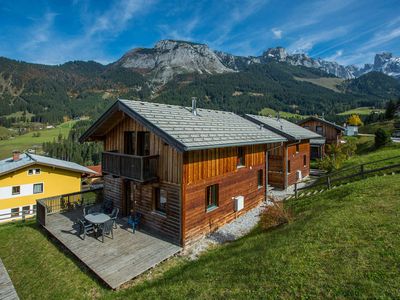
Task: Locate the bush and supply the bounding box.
[317,144,347,172]
[260,201,292,230]
[375,128,390,148]
[347,114,363,126]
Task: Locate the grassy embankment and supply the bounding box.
[1,173,400,299]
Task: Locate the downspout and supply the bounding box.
[265,142,284,201]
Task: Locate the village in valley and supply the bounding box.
[1,1,400,299]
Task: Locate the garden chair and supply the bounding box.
[98,219,114,243]
[78,219,94,240]
[128,212,141,233]
[109,208,119,229]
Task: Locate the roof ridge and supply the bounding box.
[24,152,37,162]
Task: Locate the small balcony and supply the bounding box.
[102,152,159,183]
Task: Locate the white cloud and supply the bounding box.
[18,0,157,64]
[287,27,348,54]
[271,28,282,39]
[325,49,343,61]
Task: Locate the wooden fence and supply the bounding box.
[0,209,36,223]
[37,187,103,226]
[289,155,400,200]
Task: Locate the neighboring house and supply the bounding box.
[80,99,287,246]
[82,165,103,189]
[0,151,95,221]
[345,125,358,136]
[298,116,345,158]
[245,115,324,189]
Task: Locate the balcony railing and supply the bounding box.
[102,152,159,182]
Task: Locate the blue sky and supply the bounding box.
[0,0,399,66]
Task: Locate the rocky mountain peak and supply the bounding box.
[263,47,288,61]
[116,39,234,84]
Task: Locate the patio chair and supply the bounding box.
[128,212,141,233]
[98,219,114,243]
[78,219,94,240]
[109,208,119,229]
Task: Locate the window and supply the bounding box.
[137,131,150,156]
[154,188,167,214]
[288,160,291,173]
[32,205,37,213]
[257,170,263,188]
[206,184,219,210]
[12,186,20,195]
[33,183,43,194]
[304,126,311,130]
[28,168,41,175]
[316,126,323,135]
[296,144,300,153]
[11,208,19,217]
[124,131,136,155]
[237,147,245,167]
[22,206,30,213]
[303,155,307,166]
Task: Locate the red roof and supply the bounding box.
[85,165,102,177]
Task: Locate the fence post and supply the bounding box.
[327,176,332,190]
[295,183,298,199]
[361,164,365,179]
[22,209,25,223]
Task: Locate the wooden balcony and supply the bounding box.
[102,152,159,183]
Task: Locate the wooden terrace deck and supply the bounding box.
[43,210,181,289]
[0,259,19,300]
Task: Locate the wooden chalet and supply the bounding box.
[80,99,286,246]
[297,116,345,158]
[245,115,323,189]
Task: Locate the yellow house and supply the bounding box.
[0,151,96,221]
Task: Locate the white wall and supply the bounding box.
[0,182,44,200]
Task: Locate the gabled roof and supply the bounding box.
[0,153,97,177]
[80,99,287,152]
[245,114,323,141]
[297,116,345,131]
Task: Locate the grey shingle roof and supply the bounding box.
[0,153,97,177]
[81,99,287,151]
[297,116,345,131]
[245,114,323,141]
[120,99,287,150]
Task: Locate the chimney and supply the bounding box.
[12,150,21,161]
[191,97,197,116]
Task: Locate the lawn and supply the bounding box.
[0,120,77,159]
[1,174,400,299]
[342,136,400,168]
[259,107,307,120]
[359,120,395,134]
[337,107,385,116]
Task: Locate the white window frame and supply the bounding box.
[28,168,41,175]
[33,183,44,194]
[12,186,21,195]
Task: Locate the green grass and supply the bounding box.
[342,136,400,168]
[0,126,12,139]
[337,107,384,116]
[5,111,35,119]
[294,76,344,93]
[359,120,395,134]
[0,120,77,159]
[1,174,400,299]
[259,107,307,120]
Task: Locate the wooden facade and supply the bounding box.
[90,111,286,246]
[267,140,310,189]
[299,119,343,145]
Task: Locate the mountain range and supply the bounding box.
[0,39,399,125]
[116,40,400,83]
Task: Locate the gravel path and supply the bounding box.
[183,201,272,260]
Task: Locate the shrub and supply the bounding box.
[260,201,292,230]
[375,128,390,148]
[317,144,346,172]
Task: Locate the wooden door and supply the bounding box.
[123,180,134,216]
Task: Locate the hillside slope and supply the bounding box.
[1,174,399,298]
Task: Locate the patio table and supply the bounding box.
[85,212,110,225]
